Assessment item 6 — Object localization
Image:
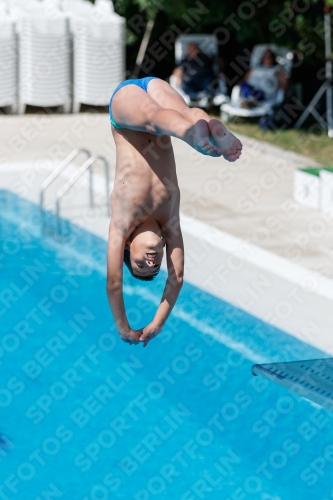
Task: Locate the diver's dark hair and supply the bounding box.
[260,49,277,66]
[124,247,160,281]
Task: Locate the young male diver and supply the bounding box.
[107,77,242,347]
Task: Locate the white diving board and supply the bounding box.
[252,358,333,411]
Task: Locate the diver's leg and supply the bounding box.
[147,79,242,162]
[112,84,221,157]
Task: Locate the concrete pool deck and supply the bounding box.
[1,112,333,356]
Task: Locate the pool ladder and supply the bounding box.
[40,148,111,234]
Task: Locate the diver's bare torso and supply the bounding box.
[110,125,180,235]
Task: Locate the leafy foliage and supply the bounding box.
[90,0,331,99]
[95,0,328,55]
[112,0,328,56]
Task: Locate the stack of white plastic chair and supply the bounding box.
[64,0,125,112]
[14,0,71,114]
[0,3,17,113]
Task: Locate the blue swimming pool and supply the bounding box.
[1,190,333,500]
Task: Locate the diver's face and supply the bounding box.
[127,230,165,277]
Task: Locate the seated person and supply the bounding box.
[172,43,216,100]
[107,76,242,347]
[239,49,289,107]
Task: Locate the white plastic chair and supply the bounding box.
[13,1,71,114]
[0,5,17,113]
[220,44,293,122]
[170,34,229,108]
[64,0,125,113]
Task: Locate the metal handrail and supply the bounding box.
[40,148,91,214]
[55,155,110,234]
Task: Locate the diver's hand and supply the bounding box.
[139,322,162,347]
[119,328,142,345]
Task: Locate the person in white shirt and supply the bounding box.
[240,49,289,106]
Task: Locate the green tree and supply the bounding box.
[113,0,327,62]
[91,0,331,97]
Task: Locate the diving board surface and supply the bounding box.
[252,358,333,411]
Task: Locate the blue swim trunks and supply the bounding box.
[109,76,158,129]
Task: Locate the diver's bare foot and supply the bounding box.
[186,119,222,157]
[208,119,243,162]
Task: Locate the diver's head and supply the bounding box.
[124,223,165,281]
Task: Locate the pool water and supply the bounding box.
[1,190,333,500]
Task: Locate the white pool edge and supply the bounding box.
[180,213,333,303]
